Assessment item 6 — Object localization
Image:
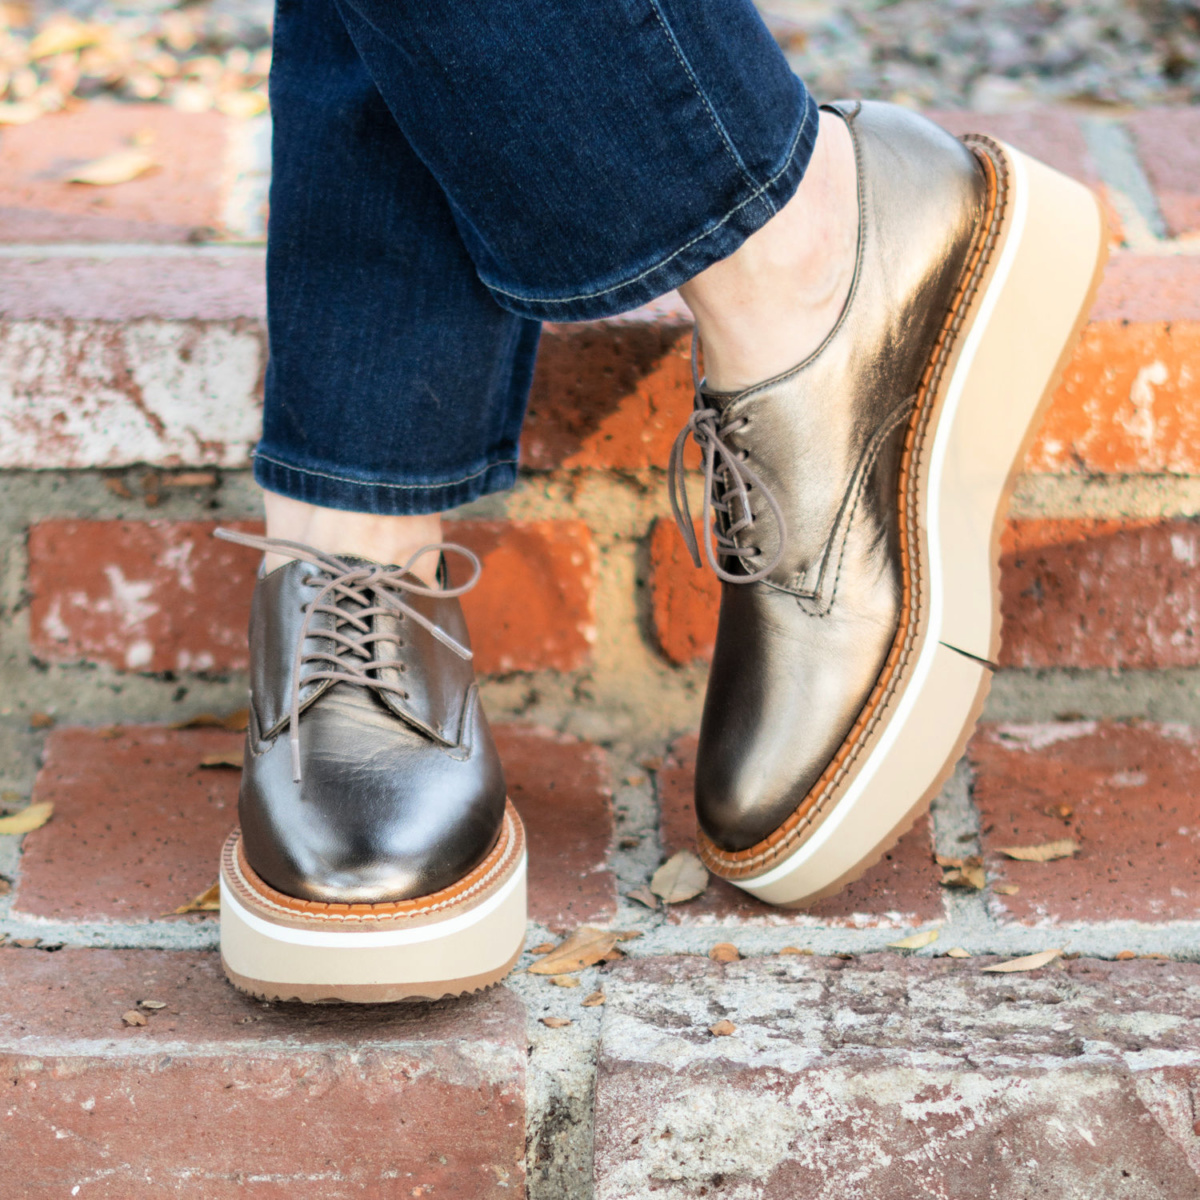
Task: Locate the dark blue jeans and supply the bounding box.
[255,0,818,514]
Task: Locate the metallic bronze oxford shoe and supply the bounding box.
[212,529,526,1002]
[669,100,1106,907]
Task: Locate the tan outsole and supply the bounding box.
[219,802,528,1004]
[714,137,1108,909]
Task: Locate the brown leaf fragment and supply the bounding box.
[0,801,54,835]
[1115,950,1136,961]
[0,877,10,897]
[888,928,939,950]
[779,946,813,956]
[582,992,605,1007]
[121,1009,147,1027]
[626,886,659,909]
[650,849,708,904]
[138,999,167,1010]
[599,947,626,963]
[527,926,623,974]
[65,148,156,186]
[548,975,580,988]
[946,947,972,958]
[540,1016,571,1029]
[623,773,646,787]
[637,755,663,772]
[708,942,740,963]
[940,864,986,890]
[13,938,41,948]
[614,930,643,942]
[28,711,55,729]
[104,477,133,498]
[709,1019,736,1037]
[162,472,217,488]
[618,836,641,850]
[993,883,1020,895]
[997,839,1079,862]
[528,942,555,955]
[982,948,1063,974]
[199,750,243,769]
[173,881,220,914]
[171,708,249,732]
[1043,803,1074,820]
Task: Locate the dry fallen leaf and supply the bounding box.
[709,1019,736,1037]
[945,947,972,958]
[941,864,986,890]
[216,89,268,119]
[527,926,638,975]
[548,975,580,988]
[779,946,813,956]
[1115,950,1136,961]
[121,1009,147,1027]
[28,711,55,729]
[993,883,1020,895]
[199,750,244,769]
[982,948,1063,974]
[996,839,1080,862]
[528,942,555,955]
[1043,803,1074,820]
[64,148,156,186]
[540,1016,571,1029]
[626,886,659,909]
[708,942,740,963]
[28,16,105,57]
[162,472,217,488]
[171,709,249,732]
[582,991,605,1007]
[888,928,939,950]
[138,999,167,1010]
[0,878,10,897]
[13,937,41,948]
[0,801,54,835]
[618,836,640,850]
[650,849,709,904]
[173,881,220,914]
[0,102,42,125]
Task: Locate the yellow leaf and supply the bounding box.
[540,1016,571,1029]
[888,928,939,950]
[64,149,155,186]
[940,864,986,890]
[121,1008,147,1027]
[548,975,580,988]
[581,992,605,1007]
[527,926,638,975]
[216,89,268,119]
[199,750,243,769]
[173,881,220,914]
[945,947,972,958]
[0,801,53,835]
[649,849,708,904]
[171,709,249,732]
[993,883,1020,896]
[982,948,1063,973]
[996,839,1079,862]
[0,101,41,125]
[29,17,105,58]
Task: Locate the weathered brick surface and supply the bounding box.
[27,518,597,676]
[0,948,526,1198]
[1126,108,1200,238]
[492,724,615,931]
[595,954,1200,1200]
[1000,518,1200,670]
[0,105,229,244]
[12,723,614,929]
[970,721,1200,925]
[656,736,943,925]
[1028,321,1200,475]
[11,726,241,922]
[650,516,1200,671]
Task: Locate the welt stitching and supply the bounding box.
[485,95,814,306]
[254,450,516,491]
[646,0,757,189]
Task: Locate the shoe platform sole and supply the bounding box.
[706,138,1108,908]
[218,800,527,1003]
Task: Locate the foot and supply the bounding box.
[213,528,527,1002]
[670,101,1106,906]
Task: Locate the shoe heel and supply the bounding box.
[219,803,528,1003]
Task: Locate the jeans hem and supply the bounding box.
[483,87,820,323]
[253,449,518,515]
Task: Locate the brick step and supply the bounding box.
[22,513,1200,679]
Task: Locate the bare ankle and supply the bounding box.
[679,109,858,391]
[261,491,446,586]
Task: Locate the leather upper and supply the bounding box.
[239,556,506,903]
[694,100,988,852]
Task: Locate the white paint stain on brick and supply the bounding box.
[990,721,1099,751]
[1120,359,1170,460]
[1170,530,1197,565]
[0,320,262,469]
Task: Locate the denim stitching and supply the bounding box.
[485,94,815,306]
[646,0,757,188]
[254,450,517,491]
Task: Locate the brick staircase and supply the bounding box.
[2,101,1200,1198]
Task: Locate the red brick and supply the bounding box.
[522,308,695,471]
[11,726,241,921]
[0,105,229,243]
[1090,255,1200,324]
[493,724,615,931]
[0,948,525,1198]
[1000,518,1200,669]
[648,517,718,666]
[594,954,1200,1199]
[12,723,614,930]
[655,735,943,925]
[451,519,597,673]
[27,518,597,676]
[28,519,263,674]
[1030,321,1200,475]
[970,721,1200,924]
[1125,108,1200,238]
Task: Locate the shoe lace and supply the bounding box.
[667,337,787,585]
[214,528,480,782]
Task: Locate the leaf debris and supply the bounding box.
[996,839,1079,862]
[888,928,939,950]
[548,975,580,988]
[171,709,249,732]
[626,886,659,909]
[526,926,639,975]
[709,1019,736,1037]
[540,1016,571,1029]
[199,750,243,769]
[0,801,53,835]
[945,947,972,958]
[650,849,708,904]
[173,881,219,914]
[581,992,605,1007]
[121,1009,147,1027]
[982,948,1063,973]
[708,943,740,963]
[993,883,1020,895]
[64,148,155,185]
